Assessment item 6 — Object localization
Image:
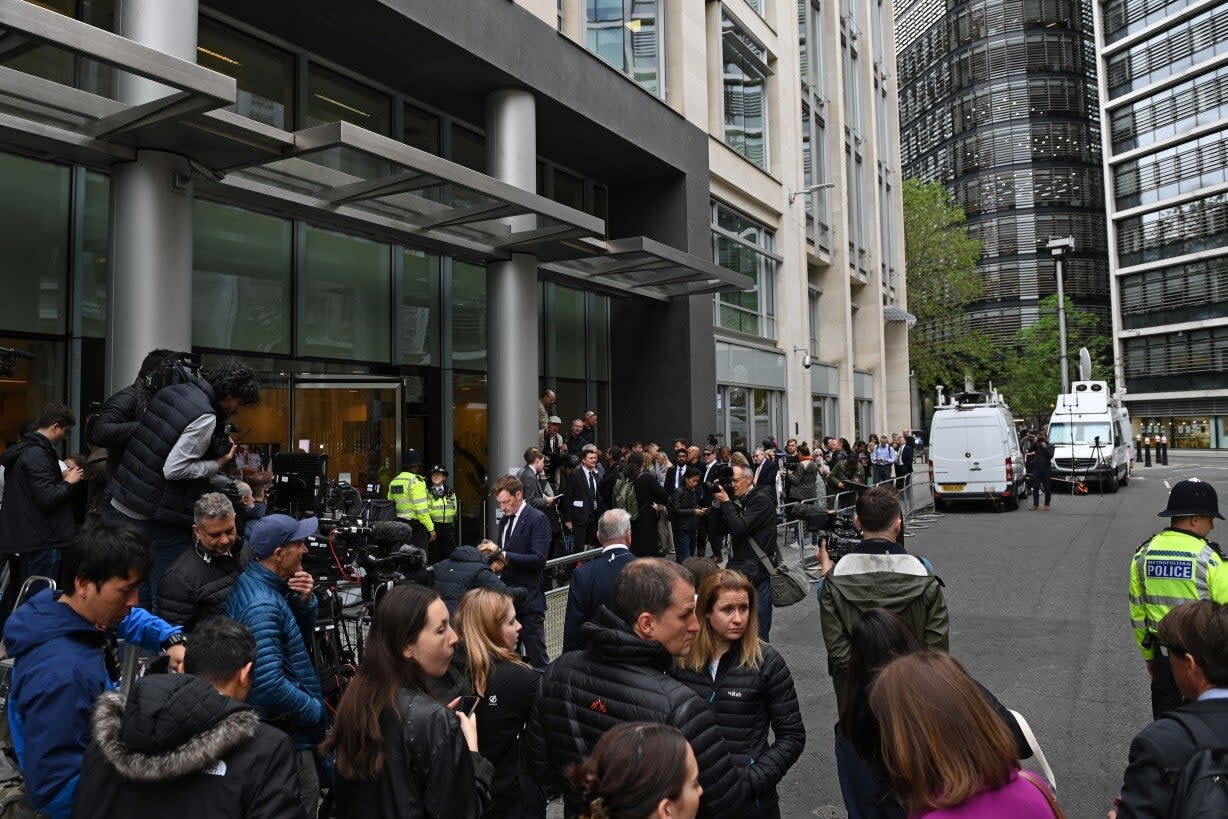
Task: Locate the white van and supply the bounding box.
[1047,381,1131,492]
[928,386,1027,511]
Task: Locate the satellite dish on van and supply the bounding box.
[1078,347,1093,381]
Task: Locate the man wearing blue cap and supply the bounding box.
[226,513,326,818]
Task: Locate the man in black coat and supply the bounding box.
[492,474,551,669]
[0,403,82,627]
[562,509,636,652]
[528,558,749,818]
[1113,599,1228,818]
[713,462,780,641]
[72,616,302,819]
[156,492,244,632]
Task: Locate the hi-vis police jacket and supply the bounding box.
[427,491,458,525]
[387,471,433,533]
[1130,527,1228,660]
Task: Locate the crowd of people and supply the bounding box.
[1,358,1225,819]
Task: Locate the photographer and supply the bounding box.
[105,360,260,609]
[712,462,780,641]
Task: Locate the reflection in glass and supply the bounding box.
[0,337,63,447]
[712,202,777,339]
[451,126,487,173]
[585,0,664,96]
[398,250,440,366]
[305,63,392,135]
[405,104,442,155]
[193,200,292,354]
[453,373,488,535]
[451,260,487,369]
[722,14,768,168]
[0,152,69,335]
[80,171,109,338]
[197,18,295,129]
[293,384,397,490]
[546,284,586,380]
[299,225,391,361]
[728,386,749,451]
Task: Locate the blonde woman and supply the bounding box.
[454,588,544,819]
[671,569,805,818]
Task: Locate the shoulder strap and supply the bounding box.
[746,535,776,574]
[1018,769,1064,819]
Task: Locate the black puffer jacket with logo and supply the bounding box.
[671,643,806,813]
[526,607,749,818]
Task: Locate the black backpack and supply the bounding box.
[1164,710,1228,818]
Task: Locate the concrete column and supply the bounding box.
[106,0,198,394]
[485,90,539,536]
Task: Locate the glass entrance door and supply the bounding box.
[293,382,399,491]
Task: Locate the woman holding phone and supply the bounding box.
[324,583,493,818]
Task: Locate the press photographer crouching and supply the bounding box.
[156,492,245,632]
[712,462,780,642]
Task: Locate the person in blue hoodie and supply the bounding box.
[3,523,185,819]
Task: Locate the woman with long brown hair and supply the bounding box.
[671,569,805,818]
[453,588,544,819]
[323,583,492,818]
[567,722,702,819]
[869,651,1061,818]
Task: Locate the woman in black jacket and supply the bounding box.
[324,583,493,818]
[672,569,805,818]
[454,588,545,819]
[623,450,670,557]
[667,467,708,562]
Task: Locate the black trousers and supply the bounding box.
[1150,652,1186,719]
[1031,470,1052,507]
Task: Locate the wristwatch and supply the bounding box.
[161,632,188,651]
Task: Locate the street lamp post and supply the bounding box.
[1047,236,1075,394]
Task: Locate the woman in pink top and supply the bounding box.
[869,652,1064,818]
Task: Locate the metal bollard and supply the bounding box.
[1144,444,1152,467]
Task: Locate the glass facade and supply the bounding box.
[721,11,770,169]
[585,0,664,97]
[712,201,778,339]
[896,0,1110,343]
[716,385,784,452]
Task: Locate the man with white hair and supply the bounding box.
[562,509,636,652]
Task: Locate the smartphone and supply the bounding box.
[455,695,481,715]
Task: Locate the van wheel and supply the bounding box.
[1005,492,1019,511]
[1106,475,1119,494]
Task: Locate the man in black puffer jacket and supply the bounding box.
[157,493,245,632]
[72,616,301,819]
[714,462,780,641]
[431,543,526,614]
[528,558,749,818]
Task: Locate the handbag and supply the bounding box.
[748,536,808,607]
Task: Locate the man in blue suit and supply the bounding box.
[562,509,636,653]
[493,474,552,668]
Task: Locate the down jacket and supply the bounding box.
[71,674,301,819]
[225,562,327,749]
[0,431,76,554]
[156,543,245,631]
[527,607,749,818]
[671,643,805,813]
[431,546,526,614]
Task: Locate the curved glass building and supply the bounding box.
[895,0,1110,342]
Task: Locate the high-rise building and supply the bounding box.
[895,0,1111,343]
[1094,0,1228,448]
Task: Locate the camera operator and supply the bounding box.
[156,492,244,632]
[104,360,260,610]
[711,462,780,641]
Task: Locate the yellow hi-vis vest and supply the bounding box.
[427,492,458,524]
[1130,527,1228,660]
[387,472,433,532]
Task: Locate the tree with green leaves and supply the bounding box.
[996,294,1111,425]
[902,178,992,402]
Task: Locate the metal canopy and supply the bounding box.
[221,120,604,262]
[0,0,234,158]
[883,304,917,328]
[542,236,755,301]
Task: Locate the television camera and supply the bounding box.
[307,518,431,603]
[815,509,863,564]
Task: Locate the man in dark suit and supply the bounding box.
[1113,599,1228,818]
[562,509,636,652]
[665,447,690,497]
[753,441,780,501]
[562,447,602,549]
[492,474,552,668]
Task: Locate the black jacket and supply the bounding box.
[719,485,779,586]
[472,653,544,819]
[629,472,669,558]
[431,546,526,614]
[560,467,600,529]
[155,543,245,631]
[672,643,805,810]
[72,674,301,819]
[668,484,706,535]
[335,686,494,819]
[527,607,749,818]
[1118,698,1228,818]
[0,432,75,554]
[87,381,152,463]
[562,546,635,653]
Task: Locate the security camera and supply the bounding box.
[802,354,813,369]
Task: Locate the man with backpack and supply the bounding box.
[1112,599,1228,818]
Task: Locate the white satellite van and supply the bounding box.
[928,385,1028,510]
[1046,381,1131,492]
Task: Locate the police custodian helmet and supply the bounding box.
[429,464,448,478]
[1157,478,1225,520]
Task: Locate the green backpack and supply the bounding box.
[613,476,639,520]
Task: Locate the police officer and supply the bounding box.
[387,450,433,552]
[1130,478,1228,718]
[425,465,458,565]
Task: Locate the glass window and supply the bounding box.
[451,126,486,173]
[197,18,294,130]
[293,383,397,489]
[451,260,487,370]
[0,337,64,447]
[79,170,109,338]
[712,201,778,339]
[453,372,487,531]
[193,200,292,354]
[404,103,441,155]
[585,0,665,97]
[0,152,69,334]
[299,225,391,361]
[398,249,440,366]
[808,290,820,356]
[722,13,770,168]
[305,62,392,135]
[552,167,586,210]
[589,293,610,380]
[546,283,587,379]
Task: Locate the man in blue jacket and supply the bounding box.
[562,509,636,652]
[3,524,185,819]
[226,513,326,818]
[492,474,551,668]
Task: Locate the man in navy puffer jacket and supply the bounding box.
[226,514,326,818]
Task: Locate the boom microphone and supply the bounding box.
[370,520,416,550]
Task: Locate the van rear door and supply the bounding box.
[931,416,1006,493]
